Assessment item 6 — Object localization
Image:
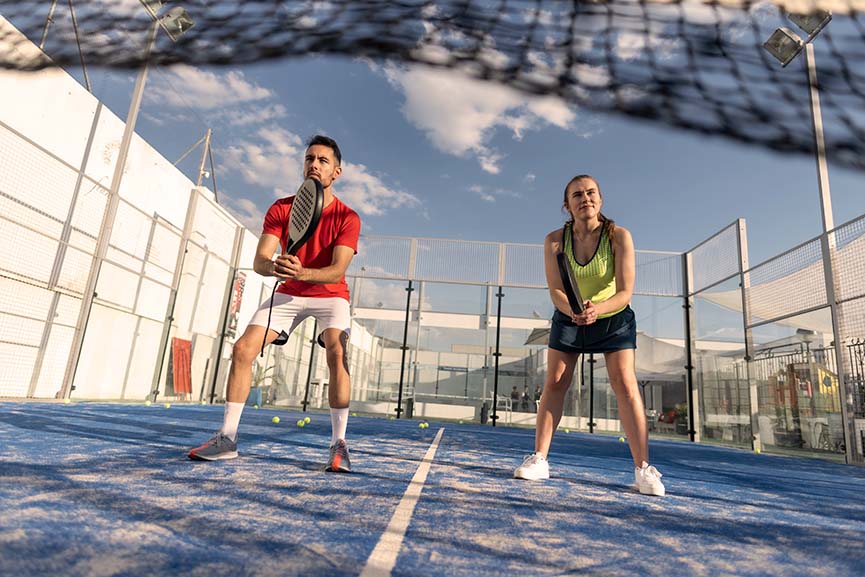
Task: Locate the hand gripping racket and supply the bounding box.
[260,177,324,356]
[556,251,585,315]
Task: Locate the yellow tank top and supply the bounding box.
[563,222,626,319]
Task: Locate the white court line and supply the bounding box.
[359,427,445,577]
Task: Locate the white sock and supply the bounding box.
[221,402,245,441]
[330,407,349,445]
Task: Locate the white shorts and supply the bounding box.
[248,294,351,348]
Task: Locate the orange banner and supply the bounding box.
[170,338,192,395]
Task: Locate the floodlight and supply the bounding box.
[763,27,804,67]
[160,6,195,42]
[788,10,832,37]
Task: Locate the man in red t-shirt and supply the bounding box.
[189,135,361,471]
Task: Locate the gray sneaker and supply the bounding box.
[188,432,238,461]
[325,439,351,472]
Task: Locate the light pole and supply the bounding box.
[763,10,834,233]
[763,10,857,463]
[60,1,195,399]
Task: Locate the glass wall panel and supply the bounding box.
[413,281,484,422]
[693,277,749,446]
[348,277,417,417]
[495,286,551,425]
[632,295,687,437]
[749,308,843,460]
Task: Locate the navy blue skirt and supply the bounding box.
[549,305,637,354]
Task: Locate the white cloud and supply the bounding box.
[383,65,577,174]
[469,184,521,203]
[147,66,273,110]
[221,126,419,216]
[140,111,166,126]
[338,163,420,216]
[221,127,304,199]
[222,103,289,127]
[224,196,266,233]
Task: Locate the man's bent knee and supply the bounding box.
[233,338,262,365]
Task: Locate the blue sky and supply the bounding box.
[46,7,863,268]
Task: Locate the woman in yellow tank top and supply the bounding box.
[514,175,665,496]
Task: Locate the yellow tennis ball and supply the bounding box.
[144,400,151,406]
[63,398,71,405]
[303,416,310,424]
[755,448,761,454]
[253,404,259,409]
[564,428,570,433]
[389,416,395,420]
[163,403,171,409]
[619,436,626,443]
[296,419,305,428]
[458,420,464,424]
[351,412,358,417]
[271,416,280,424]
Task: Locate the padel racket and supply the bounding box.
[556,251,585,315]
[260,177,324,356]
[284,177,325,255]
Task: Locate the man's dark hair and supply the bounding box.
[306,134,342,165]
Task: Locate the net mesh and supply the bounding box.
[689,222,740,294]
[745,236,826,325]
[2,1,865,168]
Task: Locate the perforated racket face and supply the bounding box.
[286,178,324,254]
[556,252,584,313]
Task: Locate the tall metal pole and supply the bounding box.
[196,128,212,186]
[67,0,91,92]
[39,0,59,49]
[396,280,413,418]
[736,219,761,453]
[151,188,199,400]
[805,44,855,463]
[481,286,491,415]
[60,20,160,399]
[491,286,503,426]
[588,354,596,433]
[207,226,244,404]
[805,44,834,236]
[683,252,698,442]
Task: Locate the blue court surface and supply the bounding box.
[2,402,864,577]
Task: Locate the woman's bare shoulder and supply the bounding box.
[612,225,632,244]
[545,227,564,250]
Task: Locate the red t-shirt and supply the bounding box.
[262,195,360,300]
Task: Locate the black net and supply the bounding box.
[2,1,865,169]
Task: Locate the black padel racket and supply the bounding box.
[556,251,585,315]
[260,177,324,356]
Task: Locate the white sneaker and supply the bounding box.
[634,461,665,496]
[514,452,550,480]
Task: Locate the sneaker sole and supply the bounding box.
[636,485,665,496]
[188,451,239,461]
[514,470,550,480]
